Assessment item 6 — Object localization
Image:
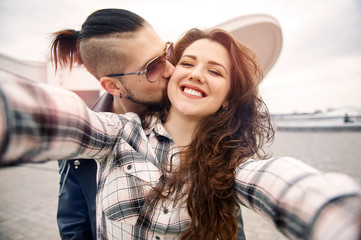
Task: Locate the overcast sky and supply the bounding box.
[0,0,360,113]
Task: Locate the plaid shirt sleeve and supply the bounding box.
[235,157,361,240]
[0,78,122,165]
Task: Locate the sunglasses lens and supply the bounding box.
[146,55,166,82]
[145,43,173,82]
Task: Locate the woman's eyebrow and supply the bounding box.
[182,54,196,60]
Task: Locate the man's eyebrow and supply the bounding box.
[182,55,228,73]
[140,43,168,68]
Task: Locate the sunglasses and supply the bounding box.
[106,42,174,83]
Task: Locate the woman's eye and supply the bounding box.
[209,69,222,77]
[180,61,194,67]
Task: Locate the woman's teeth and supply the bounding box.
[184,87,203,97]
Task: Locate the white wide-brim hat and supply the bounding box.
[214,14,282,76]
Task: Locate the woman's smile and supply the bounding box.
[180,84,207,98]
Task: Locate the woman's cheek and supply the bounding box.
[167,76,178,101]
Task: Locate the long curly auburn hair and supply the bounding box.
[149,28,274,240]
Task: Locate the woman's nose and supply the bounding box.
[188,68,204,83]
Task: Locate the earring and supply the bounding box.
[224,106,229,111]
[119,93,122,98]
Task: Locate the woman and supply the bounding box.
[151,28,273,239]
[0,28,360,240]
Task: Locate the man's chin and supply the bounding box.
[126,95,168,109]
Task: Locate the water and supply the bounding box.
[266,131,361,184]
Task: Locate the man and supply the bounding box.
[53,9,174,239]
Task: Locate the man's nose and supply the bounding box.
[163,60,175,79]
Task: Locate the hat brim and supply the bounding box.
[214,14,282,76]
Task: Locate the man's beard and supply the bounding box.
[124,85,168,111]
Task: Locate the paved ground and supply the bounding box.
[0,162,60,240]
[0,161,287,240]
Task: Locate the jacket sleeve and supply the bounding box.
[0,78,122,165]
[234,157,361,240]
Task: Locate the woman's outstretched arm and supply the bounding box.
[0,77,122,165]
[235,157,361,240]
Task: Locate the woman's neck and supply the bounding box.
[163,108,201,148]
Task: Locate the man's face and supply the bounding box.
[115,24,174,107]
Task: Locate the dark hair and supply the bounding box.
[153,28,274,240]
[50,9,145,73]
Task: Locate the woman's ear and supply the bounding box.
[222,100,229,109]
[99,77,123,96]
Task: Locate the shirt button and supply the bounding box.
[155,236,160,240]
[163,208,169,214]
[127,164,132,170]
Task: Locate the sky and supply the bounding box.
[0,0,360,114]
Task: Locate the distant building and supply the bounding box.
[0,52,101,108]
[272,107,361,131]
[214,13,282,76]
[0,52,47,82]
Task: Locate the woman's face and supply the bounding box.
[167,39,231,119]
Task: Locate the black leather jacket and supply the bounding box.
[57,93,113,240]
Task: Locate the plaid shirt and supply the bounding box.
[1,78,360,240]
